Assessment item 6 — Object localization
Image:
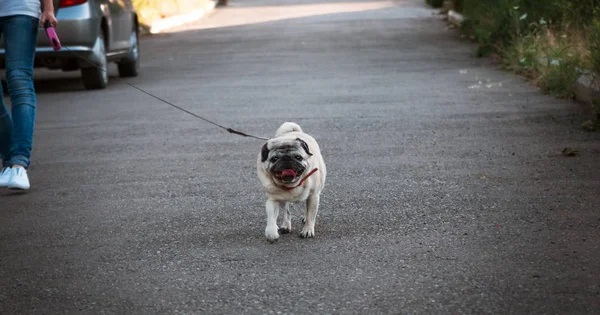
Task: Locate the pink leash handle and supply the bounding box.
[44,21,62,51]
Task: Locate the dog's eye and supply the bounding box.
[270,157,279,163]
[295,155,303,161]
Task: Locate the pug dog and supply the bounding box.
[257,122,327,242]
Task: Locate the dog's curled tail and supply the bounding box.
[275,122,303,137]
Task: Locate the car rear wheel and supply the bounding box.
[81,31,109,90]
[117,26,140,78]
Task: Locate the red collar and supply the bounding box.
[277,168,319,191]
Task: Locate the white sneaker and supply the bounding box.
[0,167,11,187]
[7,167,30,190]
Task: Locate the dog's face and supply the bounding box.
[261,138,313,184]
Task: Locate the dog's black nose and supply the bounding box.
[281,155,291,161]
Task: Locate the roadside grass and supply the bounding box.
[505,26,587,99]
[441,0,600,109]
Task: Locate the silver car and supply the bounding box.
[0,0,140,90]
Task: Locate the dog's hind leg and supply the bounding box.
[300,193,320,238]
[279,203,292,234]
[265,199,281,243]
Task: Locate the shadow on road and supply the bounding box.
[2,76,88,95]
[2,68,120,95]
[33,77,87,94]
[0,190,28,198]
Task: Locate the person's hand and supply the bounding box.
[40,10,58,28]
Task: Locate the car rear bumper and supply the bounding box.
[0,45,99,70]
[33,46,98,69]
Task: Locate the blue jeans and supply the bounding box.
[0,15,39,169]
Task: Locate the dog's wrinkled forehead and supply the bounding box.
[272,143,301,154]
[261,138,312,162]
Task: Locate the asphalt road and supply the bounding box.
[2,0,600,313]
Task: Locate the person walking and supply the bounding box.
[0,0,57,190]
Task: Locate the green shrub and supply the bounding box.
[556,0,600,28]
[503,31,540,75]
[460,0,521,56]
[426,0,445,8]
[461,0,600,55]
[452,0,463,12]
[459,0,600,101]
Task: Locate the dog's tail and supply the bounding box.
[275,122,303,137]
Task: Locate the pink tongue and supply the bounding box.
[281,169,296,178]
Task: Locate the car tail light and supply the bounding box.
[59,0,87,8]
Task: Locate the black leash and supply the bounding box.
[45,23,270,141]
[71,60,270,141]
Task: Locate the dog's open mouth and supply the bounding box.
[275,169,303,182]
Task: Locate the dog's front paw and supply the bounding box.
[278,227,291,234]
[265,226,280,243]
[278,220,292,234]
[299,226,315,238]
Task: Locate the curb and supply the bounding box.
[141,0,217,35]
[574,73,600,104]
[447,10,463,27]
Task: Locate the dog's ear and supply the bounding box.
[261,142,270,162]
[296,138,313,156]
